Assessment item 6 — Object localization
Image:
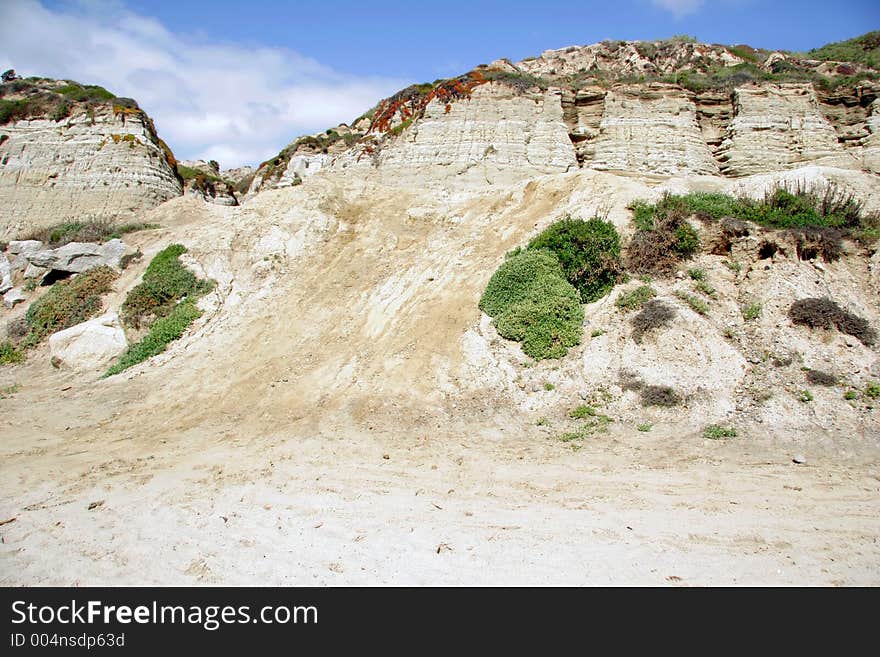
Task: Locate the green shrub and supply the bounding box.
[866,382,880,400]
[636,423,652,432]
[808,31,880,69]
[527,217,623,303]
[0,341,24,365]
[674,223,700,257]
[844,390,858,400]
[480,249,584,360]
[121,244,214,328]
[704,424,737,439]
[687,268,705,281]
[105,300,202,377]
[615,285,656,311]
[22,266,118,347]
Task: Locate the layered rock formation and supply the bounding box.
[361,84,577,180]
[0,103,181,235]
[585,85,719,176]
[716,84,859,176]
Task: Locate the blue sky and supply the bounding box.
[3,0,877,167]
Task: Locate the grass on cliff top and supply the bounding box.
[807,31,880,69]
[0,78,133,125]
[106,244,214,377]
[22,219,159,247]
[21,266,118,349]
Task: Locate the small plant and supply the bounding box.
[569,405,597,419]
[675,291,709,316]
[797,389,814,403]
[805,369,836,386]
[694,279,717,299]
[0,382,21,398]
[866,382,880,400]
[844,390,858,400]
[631,300,676,343]
[536,417,548,426]
[687,268,706,281]
[723,327,738,340]
[0,341,25,365]
[704,424,737,439]
[741,302,762,321]
[641,385,680,407]
[543,382,555,391]
[637,423,652,432]
[615,285,656,311]
[723,260,742,273]
[590,329,606,337]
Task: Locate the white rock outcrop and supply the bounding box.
[48,312,128,371]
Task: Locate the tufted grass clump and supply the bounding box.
[121,244,214,329]
[0,341,25,366]
[22,266,118,348]
[675,291,709,316]
[527,217,624,303]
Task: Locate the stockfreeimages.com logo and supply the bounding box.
[11,600,317,631]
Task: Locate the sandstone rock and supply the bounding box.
[27,239,130,273]
[8,240,43,255]
[3,287,26,309]
[716,85,859,176]
[48,312,128,371]
[0,106,182,233]
[23,263,48,279]
[0,252,12,293]
[357,83,577,183]
[588,85,719,175]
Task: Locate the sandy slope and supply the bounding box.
[1,167,878,585]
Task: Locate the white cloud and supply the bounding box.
[0,1,406,167]
[650,0,705,18]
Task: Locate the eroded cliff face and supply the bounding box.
[249,39,878,189]
[0,105,181,236]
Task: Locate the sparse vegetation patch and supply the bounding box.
[788,298,876,346]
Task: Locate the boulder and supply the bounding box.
[26,239,132,273]
[8,240,43,255]
[48,312,128,371]
[3,287,27,309]
[0,253,12,294]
